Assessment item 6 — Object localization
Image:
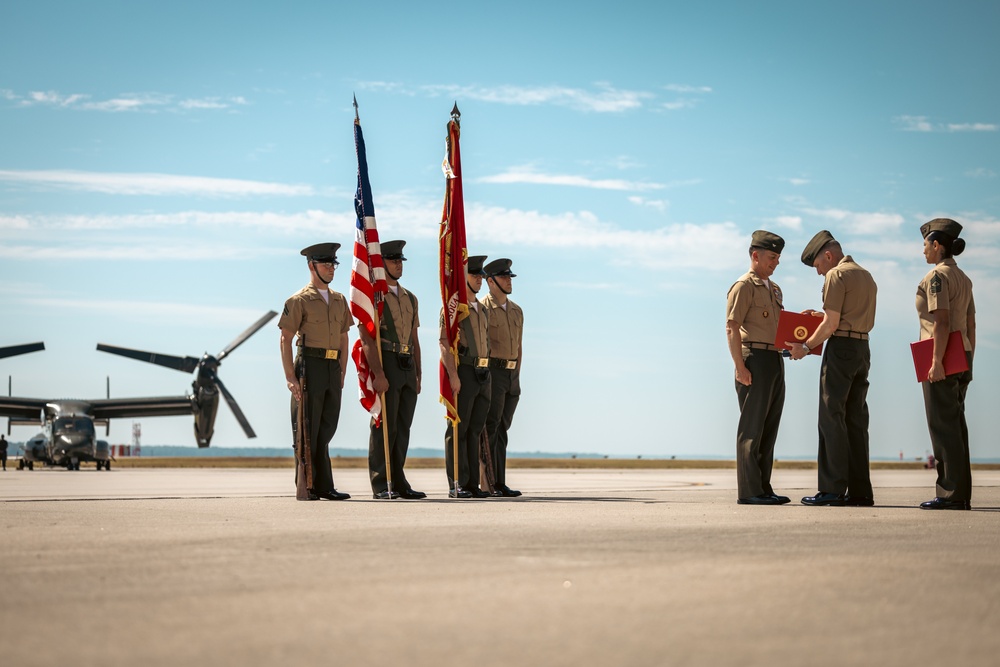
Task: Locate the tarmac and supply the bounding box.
[2,466,999,667]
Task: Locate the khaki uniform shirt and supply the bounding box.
[383,285,419,344]
[916,258,976,351]
[822,255,877,334]
[440,301,489,358]
[278,284,353,349]
[727,270,783,347]
[480,294,523,360]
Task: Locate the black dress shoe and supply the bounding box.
[448,487,472,498]
[372,490,399,500]
[920,497,971,511]
[801,492,847,506]
[398,489,427,499]
[298,492,320,501]
[499,485,522,497]
[844,496,875,507]
[468,488,491,498]
[737,494,783,505]
[315,489,351,501]
[769,494,790,505]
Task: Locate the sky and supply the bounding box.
[2,1,999,463]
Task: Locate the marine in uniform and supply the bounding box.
[439,255,492,498]
[789,231,877,506]
[725,230,791,505]
[357,240,426,500]
[481,258,523,497]
[278,243,353,501]
[915,218,976,510]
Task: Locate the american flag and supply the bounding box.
[439,112,469,422]
[349,117,388,419]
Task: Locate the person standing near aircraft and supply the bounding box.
[358,240,426,500]
[725,231,791,506]
[789,231,877,507]
[279,243,353,501]
[481,258,523,497]
[1,434,7,471]
[440,255,492,498]
[915,218,976,510]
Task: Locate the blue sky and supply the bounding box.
[2,1,999,462]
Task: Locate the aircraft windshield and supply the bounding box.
[53,417,95,435]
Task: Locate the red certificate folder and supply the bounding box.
[910,330,969,382]
[774,310,823,356]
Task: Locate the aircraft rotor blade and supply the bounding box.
[0,342,45,359]
[215,375,256,439]
[96,344,200,374]
[217,311,278,361]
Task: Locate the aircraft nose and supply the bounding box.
[57,433,93,454]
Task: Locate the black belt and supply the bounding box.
[380,340,413,355]
[743,342,778,351]
[301,346,340,360]
[459,355,489,368]
[832,331,869,340]
[489,358,518,370]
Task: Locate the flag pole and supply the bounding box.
[354,95,393,499]
[451,102,461,498]
[372,306,393,499]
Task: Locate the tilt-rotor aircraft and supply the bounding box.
[0,312,276,471]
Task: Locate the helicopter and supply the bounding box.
[0,311,276,471]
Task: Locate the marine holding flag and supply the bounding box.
[438,107,491,498]
[358,240,426,500]
[347,112,424,500]
[439,254,492,498]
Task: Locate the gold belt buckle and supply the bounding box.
[476,357,489,368]
[505,360,517,370]
[398,344,411,354]
[324,349,338,360]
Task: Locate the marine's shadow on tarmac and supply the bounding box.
[415,496,667,504]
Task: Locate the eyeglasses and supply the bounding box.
[314,261,338,268]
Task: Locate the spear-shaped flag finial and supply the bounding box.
[353,94,359,123]
[451,102,460,126]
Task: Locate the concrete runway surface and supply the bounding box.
[2,467,999,667]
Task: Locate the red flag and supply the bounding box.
[348,117,388,422]
[439,113,469,422]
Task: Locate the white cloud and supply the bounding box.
[966,168,997,179]
[628,196,668,212]
[358,81,652,113]
[946,122,998,132]
[800,207,904,234]
[771,216,803,231]
[478,166,666,191]
[894,115,997,132]
[661,99,699,111]
[0,170,315,197]
[664,84,713,94]
[0,196,745,271]
[0,209,347,234]
[8,89,248,113]
[784,177,811,186]
[23,296,268,327]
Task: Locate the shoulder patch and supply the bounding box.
[930,273,942,295]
